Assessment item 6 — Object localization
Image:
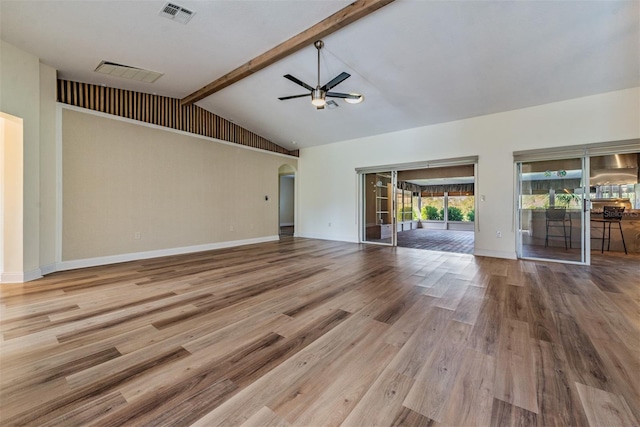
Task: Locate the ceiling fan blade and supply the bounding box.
[284,74,314,91]
[326,92,360,99]
[321,72,350,91]
[278,94,309,101]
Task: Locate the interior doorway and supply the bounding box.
[396,165,475,254]
[278,164,296,237]
[359,158,477,255]
[1,112,25,282]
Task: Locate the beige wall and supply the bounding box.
[62,108,297,261]
[1,40,297,276]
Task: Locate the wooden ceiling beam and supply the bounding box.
[180,0,395,106]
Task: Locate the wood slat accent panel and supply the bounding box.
[57,79,296,157]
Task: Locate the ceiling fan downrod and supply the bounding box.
[312,40,325,105]
[314,40,324,88]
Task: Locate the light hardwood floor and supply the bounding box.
[1,238,638,426]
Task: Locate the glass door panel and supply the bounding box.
[517,157,587,263]
[363,171,396,245]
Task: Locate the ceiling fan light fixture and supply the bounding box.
[311,88,326,107]
[345,93,365,104]
[311,98,326,107]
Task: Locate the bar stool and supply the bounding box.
[593,206,627,254]
[545,207,571,249]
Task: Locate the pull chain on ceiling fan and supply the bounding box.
[278,40,364,110]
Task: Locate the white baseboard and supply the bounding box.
[56,236,280,272]
[1,268,43,283]
[40,263,57,276]
[1,272,25,283]
[473,249,517,260]
[296,232,359,244]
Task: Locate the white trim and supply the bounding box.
[1,268,43,283]
[473,249,517,260]
[56,104,63,264]
[56,236,279,272]
[59,104,298,159]
[24,268,42,282]
[518,256,586,266]
[474,162,480,233]
[583,156,591,265]
[358,240,393,247]
[40,263,57,276]
[1,272,25,283]
[513,139,640,162]
[355,156,479,173]
[296,233,358,243]
[0,117,4,276]
[515,162,522,258]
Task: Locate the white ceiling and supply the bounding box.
[1,0,638,151]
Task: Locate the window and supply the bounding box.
[421,195,444,220]
[412,195,420,220]
[448,194,475,222]
[396,190,413,222]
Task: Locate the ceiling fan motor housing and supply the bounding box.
[311,87,326,106]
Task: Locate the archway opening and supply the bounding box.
[278,164,296,237]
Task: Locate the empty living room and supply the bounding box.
[1,0,639,426]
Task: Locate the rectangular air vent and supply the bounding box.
[94,61,164,83]
[159,2,195,24]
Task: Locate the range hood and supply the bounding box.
[590,153,639,185]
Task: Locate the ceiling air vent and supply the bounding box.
[94,61,164,83]
[159,2,195,24]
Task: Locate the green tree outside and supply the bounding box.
[446,206,464,221]
[467,209,475,222]
[421,205,443,220]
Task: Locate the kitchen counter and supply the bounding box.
[590,209,640,217]
[522,209,640,254]
[590,210,640,253]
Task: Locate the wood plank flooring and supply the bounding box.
[1,238,639,426]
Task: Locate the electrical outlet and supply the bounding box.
[134,232,141,240]
[496,231,502,238]
[230,225,234,232]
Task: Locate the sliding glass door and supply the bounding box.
[516,157,589,264]
[362,171,396,245]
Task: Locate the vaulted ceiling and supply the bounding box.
[1,0,638,151]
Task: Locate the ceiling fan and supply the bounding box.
[278,40,364,110]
